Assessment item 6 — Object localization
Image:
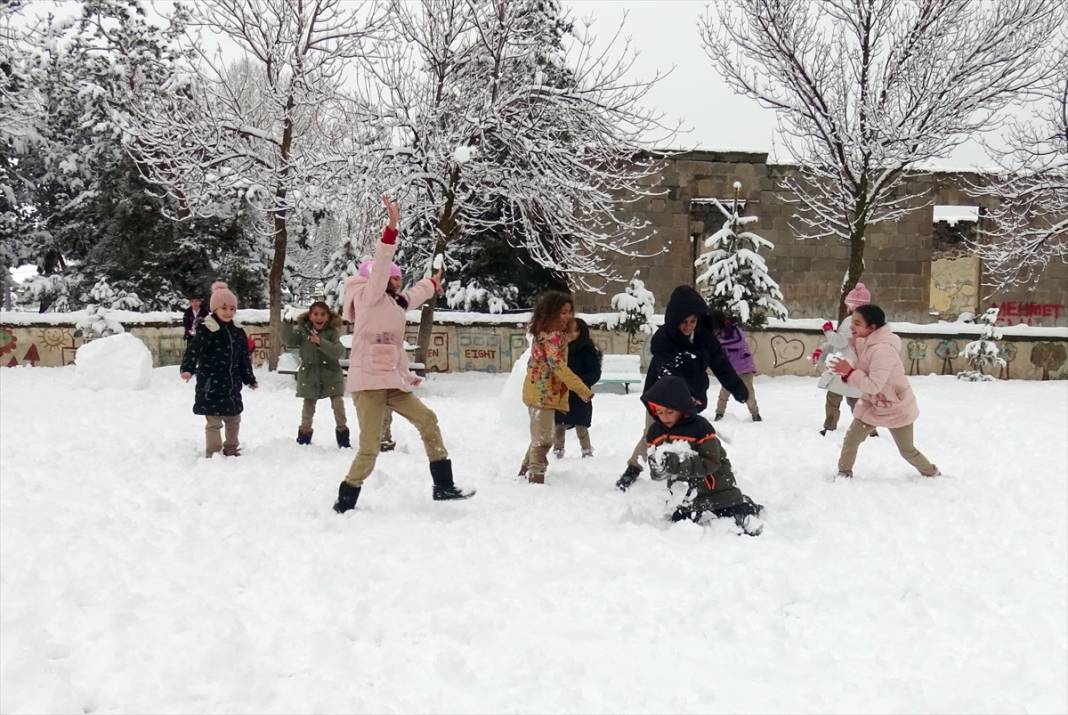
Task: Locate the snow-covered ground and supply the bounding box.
[1,367,1066,714]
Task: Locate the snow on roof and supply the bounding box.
[8,265,38,284]
[933,205,980,225]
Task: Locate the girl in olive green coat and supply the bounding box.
[283,301,350,448]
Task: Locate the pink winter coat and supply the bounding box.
[341,227,438,393]
[845,325,920,428]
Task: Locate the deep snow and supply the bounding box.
[1,367,1066,714]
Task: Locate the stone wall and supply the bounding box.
[574,150,1067,327]
[4,316,1065,381]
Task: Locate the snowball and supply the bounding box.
[433,253,444,270]
[75,333,153,391]
[453,144,477,164]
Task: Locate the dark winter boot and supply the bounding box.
[379,439,396,452]
[616,464,642,492]
[752,414,762,422]
[296,429,313,446]
[429,459,476,501]
[335,428,351,449]
[222,445,241,457]
[333,482,361,514]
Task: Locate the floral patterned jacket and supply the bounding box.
[521,331,594,411]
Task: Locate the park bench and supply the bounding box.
[597,353,643,393]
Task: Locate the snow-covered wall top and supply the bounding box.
[2,309,1066,339]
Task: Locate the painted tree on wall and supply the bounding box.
[701,0,1063,319]
[694,181,787,329]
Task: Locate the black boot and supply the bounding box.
[616,464,642,491]
[429,459,476,501]
[333,482,361,513]
[296,429,312,446]
[336,427,351,449]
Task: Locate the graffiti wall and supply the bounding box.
[2,318,1066,381]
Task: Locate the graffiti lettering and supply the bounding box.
[997,301,1064,324]
[463,348,496,360]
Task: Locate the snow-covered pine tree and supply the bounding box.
[607,271,656,350]
[74,279,136,340]
[694,181,787,329]
[957,306,1006,382]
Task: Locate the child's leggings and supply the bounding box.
[300,396,347,431]
[553,424,591,452]
[205,415,240,456]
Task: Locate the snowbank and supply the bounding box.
[74,333,153,391]
[0,370,1065,712]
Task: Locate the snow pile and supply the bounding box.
[74,333,153,391]
[933,205,980,225]
[496,337,532,435]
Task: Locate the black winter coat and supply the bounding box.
[641,286,749,411]
[180,315,257,416]
[555,341,602,428]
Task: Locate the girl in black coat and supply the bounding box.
[180,282,258,457]
[617,285,749,490]
[553,318,602,458]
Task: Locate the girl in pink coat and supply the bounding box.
[332,196,475,513]
[830,304,940,479]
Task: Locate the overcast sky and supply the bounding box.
[15,0,1012,168]
[564,0,1000,168]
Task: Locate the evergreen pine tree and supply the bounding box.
[957,306,1006,382]
[694,181,787,329]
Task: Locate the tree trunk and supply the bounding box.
[267,216,287,371]
[839,188,869,322]
[839,228,867,322]
[415,236,447,367]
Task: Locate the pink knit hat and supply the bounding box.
[357,259,402,279]
[209,281,238,311]
[845,282,871,309]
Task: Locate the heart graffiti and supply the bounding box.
[770,335,805,368]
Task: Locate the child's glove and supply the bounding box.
[810,348,823,365]
[821,320,834,333]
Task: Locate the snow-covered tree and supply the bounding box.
[445,279,517,313]
[606,271,656,349]
[122,0,383,367]
[74,279,138,340]
[701,0,1063,319]
[364,0,676,362]
[694,181,787,328]
[0,0,260,312]
[957,306,1006,382]
[965,45,1068,291]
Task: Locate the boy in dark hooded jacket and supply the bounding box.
[641,375,764,535]
[617,285,749,490]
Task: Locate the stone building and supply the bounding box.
[574,150,1067,326]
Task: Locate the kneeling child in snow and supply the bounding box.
[642,375,764,535]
